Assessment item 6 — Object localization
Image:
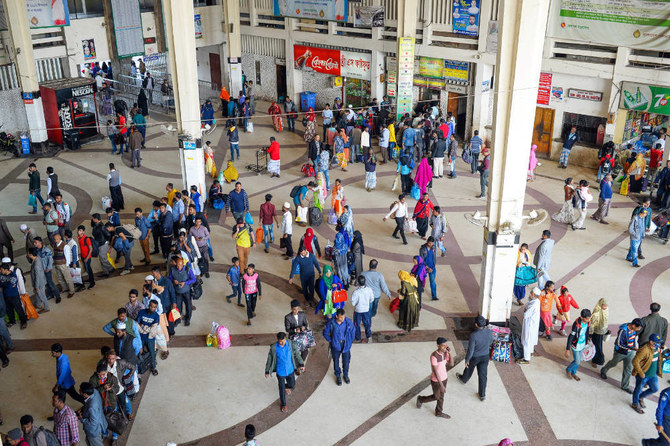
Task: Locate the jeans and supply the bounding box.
[44,270,61,300]
[353,311,372,340]
[230,142,240,160]
[428,269,437,299]
[634,375,659,405]
[131,149,141,167]
[436,240,446,255]
[450,157,456,176]
[117,391,132,415]
[176,292,192,323]
[197,245,209,274]
[245,293,258,320]
[207,238,213,259]
[277,372,295,407]
[227,284,242,305]
[300,274,315,303]
[83,257,95,286]
[320,168,330,190]
[350,144,360,162]
[480,170,489,197]
[31,189,44,212]
[0,319,14,349]
[392,217,407,243]
[287,117,295,131]
[601,350,635,389]
[109,135,118,154]
[263,224,274,250]
[139,127,146,147]
[470,152,480,174]
[144,337,156,370]
[370,297,381,317]
[566,347,582,375]
[460,355,489,397]
[332,349,351,378]
[627,238,642,266]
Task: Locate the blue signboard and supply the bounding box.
[273,0,348,22]
[452,0,480,37]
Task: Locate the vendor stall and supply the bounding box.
[40,77,99,147]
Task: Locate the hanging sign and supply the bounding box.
[537,72,552,105]
[568,89,603,102]
[340,51,372,80]
[274,0,348,22]
[396,37,415,119]
[620,82,670,115]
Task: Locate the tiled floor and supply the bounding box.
[0,104,664,446]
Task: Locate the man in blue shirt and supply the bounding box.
[559,126,578,168]
[50,343,85,404]
[323,308,355,386]
[265,332,305,413]
[135,207,152,265]
[322,104,333,140]
[419,237,438,301]
[226,182,249,223]
[642,386,670,445]
[0,263,27,328]
[137,300,160,376]
[288,246,321,306]
[468,130,483,174]
[591,174,613,224]
[172,192,185,236]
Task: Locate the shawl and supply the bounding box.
[223,161,239,183]
[303,228,315,253]
[590,298,609,333]
[411,255,427,284]
[529,145,538,171]
[398,270,418,287]
[323,265,334,289]
[414,158,433,195]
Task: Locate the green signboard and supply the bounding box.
[620,82,670,115]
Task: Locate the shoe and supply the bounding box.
[150,250,160,255]
[120,270,131,276]
[87,283,96,289]
[479,396,486,401]
[566,370,573,379]
[20,323,26,330]
[626,258,632,262]
[281,406,288,413]
[336,376,342,386]
[28,211,37,214]
[192,305,197,311]
[571,374,580,381]
[639,255,646,259]
[184,320,190,326]
[226,297,231,303]
[343,376,350,384]
[55,297,61,304]
[441,252,446,257]
[161,351,169,360]
[238,303,245,307]
[639,399,647,409]
[600,372,608,380]
[600,220,609,225]
[456,373,464,383]
[247,321,252,326]
[560,329,567,336]
[205,272,210,278]
[577,227,586,230]
[392,235,400,239]
[631,403,644,414]
[633,264,641,268]
[37,309,49,314]
[402,241,408,245]
[514,300,523,306]
[151,369,159,376]
[264,249,269,253]
[590,362,598,368]
[570,225,575,231]
[210,257,215,262]
[416,396,422,409]
[46,416,54,421]
[623,387,633,394]
[362,338,369,343]
[431,298,439,301]
[1,360,8,368]
[436,413,451,419]
[517,359,530,364]
[67,293,74,298]
[546,335,552,341]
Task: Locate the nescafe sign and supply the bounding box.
[294,45,341,76]
[71,84,94,98]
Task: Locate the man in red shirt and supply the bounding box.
[267,136,281,178]
[416,337,454,419]
[259,194,279,253]
[77,225,95,290]
[116,111,128,153]
[413,193,435,239]
[649,142,664,182]
[439,119,449,140]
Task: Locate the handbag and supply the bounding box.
[296,206,308,223]
[331,285,347,304]
[28,193,36,207]
[389,297,400,313]
[256,227,264,243]
[168,307,181,323]
[410,183,421,200]
[490,340,511,363]
[106,410,129,435]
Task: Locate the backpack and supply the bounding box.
[289,185,302,198]
[389,201,398,219]
[408,157,415,170]
[36,426,60,446]
[87,236,100,258]
[122,224,142,240]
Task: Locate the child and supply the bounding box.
[555,286,579,336]
[226,257,242,307]
[243,424,259,446]
[241,264,262,326]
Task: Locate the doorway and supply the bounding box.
[276,65,287,102]
[447,91,467,139]
[532,107,555,158]
[209,53,221,90]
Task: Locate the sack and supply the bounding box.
[289,185,302,198]
[122,372,140,395]
[327,209,338,225]
[256,226,264,243]
[389,201,398,219]
[28,193,36,207]
[511,332,524,360]
[217,325,231,350]
[490,340,511,363]
[293,329,316,351]
[36,426,61,446]
[137,351,153,374]
[410,183,421,200]
[168,307,181,323]
[190,278,203,300]
[332,285,347,304]
[514,265,537,286]
[620,176,630,196]
[301,163,315,177]
[70,267,83,285]
[391,174,400,191]
[489,325,511,342]
[462,148,472,164]
[102,196,112,210]
[308,207,322,227]
[246,121,254,132]
[122,224,142,240]
[391,146,400,159]
[296,205,308,223]
[389,297,400,313]
[213,198,225,210]
[245,211,254,225]
[581,342,596,362]
[20,294,39,320]
[404,219,417,233]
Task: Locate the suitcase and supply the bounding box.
[102,196,112,211]
[137,351,153,374]
[308,207,322,227]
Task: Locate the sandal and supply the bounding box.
[151,369,159,376]
[161,351,170,360]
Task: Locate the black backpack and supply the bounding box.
[88,236,100,258]
[289,185,302,198]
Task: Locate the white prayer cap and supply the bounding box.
[532,287,541,295]
[20,224,28,231]
[1,257,10,263]
[145,275,154,282]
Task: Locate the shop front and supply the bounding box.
[40,77,99,147]
[617,81,670,150]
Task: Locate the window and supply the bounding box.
[138,0,154,11]
[194,0,218,5]
[561,112,607,147]
[67,0,103,19]
[255,60,261,85]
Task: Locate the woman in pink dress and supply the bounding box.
[528,144,538,181]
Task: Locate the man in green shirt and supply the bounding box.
[631,333,663,414]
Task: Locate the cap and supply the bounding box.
[1,257,10,263]
[144,275,154,282]
[20,224,27,231]
[8,429,22,440]
[475,315,487,327]
[179,228,187,234]
[116,322,127,330]
[650,334,662,343]
[532,287,541,295]
[283,202,291,209]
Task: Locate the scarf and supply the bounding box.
[414,158,433,195]
[398,270,417,287]
[411,255,427,284]
[590,298,609,331]
[352,230,365,254]
[223,162,239,183]
[323,265,334,289]
[304,228,315,253]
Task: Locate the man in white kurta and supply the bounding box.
[520,287,541,363]
[533,230,554,289]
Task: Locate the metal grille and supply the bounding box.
[0,64,18,91]
[36,58,64,83]
[241,35,285,59]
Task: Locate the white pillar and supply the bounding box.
[370,50,385,101]
[285,19,302,101]
[223,0,243,95]
[2,0,48,143]
[479,0,550,323]
[472,63,494,140]
[163,0,206,195]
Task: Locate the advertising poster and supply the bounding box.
[443,60,469,82]
[340,51,372,80]
[547,0,670,51]
[194,14,202,39]
[396,37,415,119]
[537,72,552,105]
[274,0,348,22]
[111,0,144,58]
[386,71,397,97]
[294,45,341,76]
[82,39,96,60]
[620,82,670,115]
[452,0,480,37]
[27,0,70,28]
[419,57,444,79]
[353,6,384,27]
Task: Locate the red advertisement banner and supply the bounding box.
[537,72,552,105]
[294,45,341,76]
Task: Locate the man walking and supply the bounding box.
[52,390,80,446]
[42,201,60,246]
[46,166,60,201]
[135,208,152,265]
[52,233,75,298]
[129,125,142,168]
[51,343,85,404]
[430,206,448,257]
[281,202,293,259]
[91,214,114,277]
[631,334,663,414]
[518,287,541,364]
[34,236,61,303]
[468,130,483,174]
[323,308,355,386]
[78,382,108,446]
[27,248,49,313]
[226,182,249,223]
[601,318,644,393]
[534,230,554,289]
[0,262,27,329]
[419,237,439,300]
[265,332,305,413]
[628,209,648,267]
[158,203,174,259]
[289,246,321,307]
[28,163,44,214]
[640,303,668,347]
[447,133,458,178]
[591,173,613,224]
[476,148,490,199]
[457,316,493,401]
[416,337,454,419]
[169,256,196,326]
[384,195,408,245]
[351,276,375,343]
[360,259,391,318]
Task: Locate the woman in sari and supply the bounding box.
[628,152,647,193]
[551,177,575,224]
[222,161,239,183]
[314,171,328,208]
[513,243,535,306]
[413,157,433,195]
[204,143,216,177]
[315,265,344,319]
[364,148,377,192]
[334,129,348,171]
[331,179,345,217]
[200,99,215,126]
[268,101,283,132]
[410,255,427,306]
[350,230,365,279]
[397,270,420,332]
[304,107,316,143]
[333,222,351,289]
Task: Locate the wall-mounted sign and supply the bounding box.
[537,72,552,105]
[82,39,96,61]
[340,51,371,80]
[22,92,33,104]
[443,60,469,83]
[143,37,156,45]
[620,82,670,115]
[70,84,95,98]
[27,0,70,28]
[413,77,428,87]
[428,78,446,90]
[568,89,602,101]
[386,71,397,97]
[333,76,343,87]
[452,0,480,37]
[294,45,371,80]
[419,57,444,79]
[111,0,144,58]
[194,14,202,39]
[274,0,348,22]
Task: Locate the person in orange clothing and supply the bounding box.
[219,86,230,117]
[267,136,281,178]
[556,286,580,337]
[539,281,562,341]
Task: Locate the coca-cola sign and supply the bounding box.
[294,45,341,76]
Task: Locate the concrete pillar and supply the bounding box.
[370,50,385,101]
[472,63,494,140]
[479,0,550,323]
[2,0,47,143]
[163,0,206,195]
[223,0,243,95]
[285,19,301,101]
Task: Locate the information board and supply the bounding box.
[111,0,144,58]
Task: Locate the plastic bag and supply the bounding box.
[107,252,116,270]
[245,211,254,225]
[206,333,218,348]
[28,193,36,207]
[410,183,421,200]
[391,174,400,191]
[70,267,83,285]
[217,325,231,350]
[20,294,39,320]
[620,177,630,196]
